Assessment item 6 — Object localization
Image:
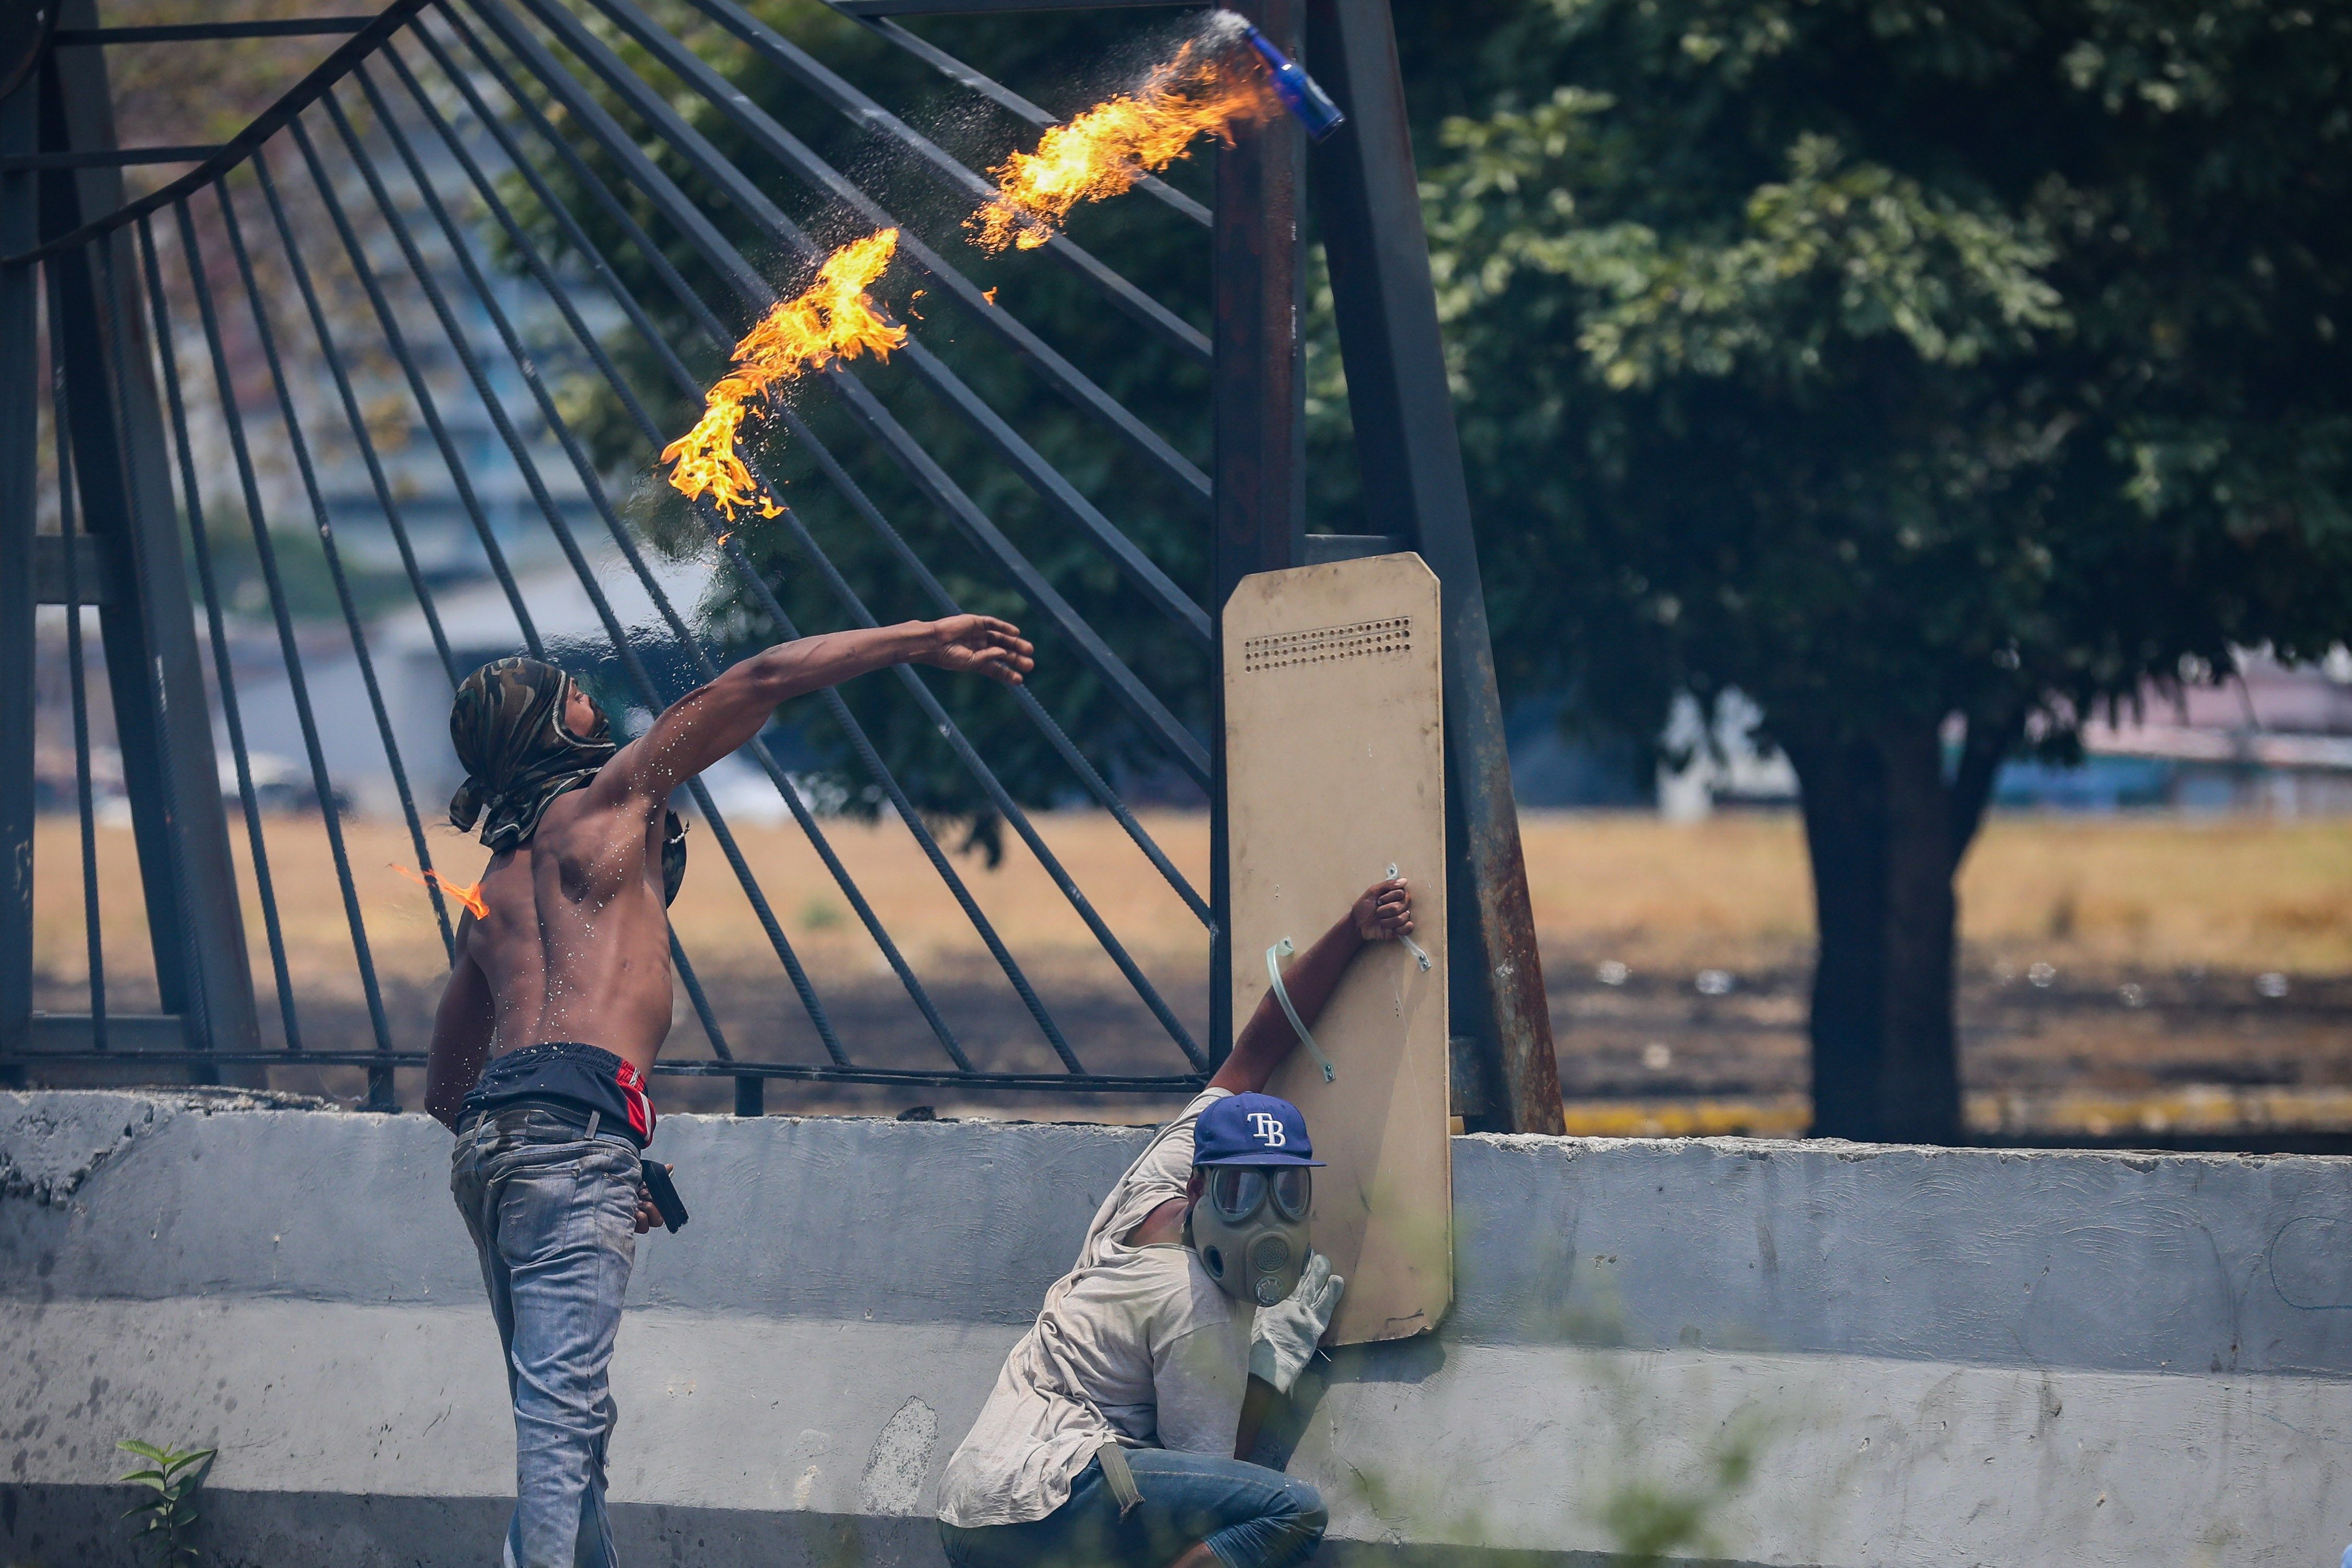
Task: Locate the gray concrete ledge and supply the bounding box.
[10,1090,2349,1377]
[8,1090,2351,1567]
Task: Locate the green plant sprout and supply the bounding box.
[117,1439,215,1567]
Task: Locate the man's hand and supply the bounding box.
[635,1166,672,1235]
[915,615,1033,686]
[1248,1252,1345,1394]
[1352,877,1413,943]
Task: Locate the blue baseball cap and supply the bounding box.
[1194,1092,1322,1167]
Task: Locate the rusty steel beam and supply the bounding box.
[1308,0,1562,1133]
[1207,0,1308,1066]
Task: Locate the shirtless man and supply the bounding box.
[422,615,1031,1568]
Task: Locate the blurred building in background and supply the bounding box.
[1507,650,2352,818]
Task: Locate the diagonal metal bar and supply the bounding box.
[245,149,457,958]
[337,68,853,1068]
[417,11,1212,935]
[183,185,396,1062]
[510,0,1213,641]
[668,931,737,1063]
[667,0,1214,373]
[42,274,106,1050]
[248,173,458,687]
[781,411,1215,926]
[140,211,306,1057]
[835,8,1210,226]
[283,127,746,1075]
[746,471,1210,1069]
[397,26,1210,1020]
[388,33,981,1074]
[414,30,1214,1044]
[262,133,740,1063]
[375,46,662,447]
[321,77,856,1067]
[356,53,1099,1076]
[354,60,1090,1076]
[448,0,1209,783]
[603,0,1213,508]
[281,116,547,661]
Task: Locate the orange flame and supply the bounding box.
[969,40,1271,253]
[662,229,907,520]
[393,863,489,920]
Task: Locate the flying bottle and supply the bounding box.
[1241,24,1345,141]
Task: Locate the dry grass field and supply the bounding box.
[29,809,2352,1133]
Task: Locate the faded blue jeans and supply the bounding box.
[451,1106,642,1568]
[938,1450,1327,1568]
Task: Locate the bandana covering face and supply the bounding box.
[448,658,691,903]
[448,658,617,853]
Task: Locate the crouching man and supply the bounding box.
[936,877,1416,1568]
[421,615,1031,1568]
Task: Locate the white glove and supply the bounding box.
[1248,1252,1344,1394]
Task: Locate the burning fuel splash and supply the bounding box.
[392,863,489,920]
[660,24,1284,515]
[662,229,906,520]
[967,29,1270,253]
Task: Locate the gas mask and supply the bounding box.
[1191,1165,1312,1307]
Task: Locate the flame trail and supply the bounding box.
[393,863,489,920]
[662,229,906,520]
[968,31,1270,254]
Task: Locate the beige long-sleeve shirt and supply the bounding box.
[936,1090,1254,1529]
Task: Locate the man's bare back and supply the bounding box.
[463,786,677,1073]
[424,616,1033,1127]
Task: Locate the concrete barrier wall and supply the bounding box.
[5,1088,2350,1567]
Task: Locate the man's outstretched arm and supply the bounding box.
[597,615,1032,809]
[1209,877,1414,1095]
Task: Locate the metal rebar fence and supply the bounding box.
[0,0,1564,1132]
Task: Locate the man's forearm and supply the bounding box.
[738,621,935,707]
[1257,913,1365,1032]
[1215,909,1366,1091]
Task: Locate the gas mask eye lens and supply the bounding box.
[1208,1167,1267,1223]
[1270,1167,1311,1221]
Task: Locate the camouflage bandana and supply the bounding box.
[447,658,616,854]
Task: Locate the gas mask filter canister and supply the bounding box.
[1193,1165,1312,1307]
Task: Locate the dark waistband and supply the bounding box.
[459,1041,655,1147]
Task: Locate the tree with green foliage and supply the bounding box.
[1416,0,2352,1139]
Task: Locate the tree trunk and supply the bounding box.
[1784,710,2011,1144]
[1788,730,1888,1138]
[1874,724,1963,1141]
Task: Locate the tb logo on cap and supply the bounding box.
[1195,1092,1319,1167]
